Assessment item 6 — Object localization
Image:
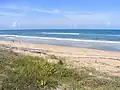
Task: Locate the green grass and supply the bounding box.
[0,48,120,90]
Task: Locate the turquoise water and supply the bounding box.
[0,29,120,51]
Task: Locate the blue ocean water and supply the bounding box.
[0,29,120,51]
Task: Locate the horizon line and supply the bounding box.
[0,28,120,30]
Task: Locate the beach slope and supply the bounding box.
[0,40,120,76]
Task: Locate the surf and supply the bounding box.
[1,35,120,44]
[40,32,80,35]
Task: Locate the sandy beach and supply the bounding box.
[0,40,120,76]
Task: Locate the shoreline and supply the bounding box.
[1,35,120,52]
[1,40,120,53]
[0,40,120,76]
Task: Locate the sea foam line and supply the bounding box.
[79,33,120,37]
[40,32,120,37]
[0,35,120,44]
[40,32,80,35]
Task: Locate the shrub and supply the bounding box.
[1,56,81,90]
[1,50,120,90]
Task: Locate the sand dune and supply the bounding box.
[0,40,120,76]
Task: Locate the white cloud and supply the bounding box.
[32,8,60,14]
[0,11,26,17]
[0,4,120,28]
[0,4,30,10]
[32,8,93,15]
[0,4,92,15]
[0,4,61,14]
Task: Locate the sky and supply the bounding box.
[0,0,120,29]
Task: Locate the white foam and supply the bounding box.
[40,32,80,35]
[40,32,120,37]
[79,33,120,37]
[0,35,120,44]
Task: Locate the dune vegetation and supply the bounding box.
[0,47,120,90]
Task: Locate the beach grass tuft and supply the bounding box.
[0,49,120,90]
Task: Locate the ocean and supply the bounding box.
[0,29,120,51]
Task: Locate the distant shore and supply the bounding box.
[0,40,120,76]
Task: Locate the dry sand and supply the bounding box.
[0,40,120,76]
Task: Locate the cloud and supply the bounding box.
[0,4,61,14]
[0,12,25,17]
[0,14,4,16]
[0,4,92,15]
[32,8,60,14]
[31,8,93,15]
[0,4,95,16]
[0,4,120,28]
[0,4,30,10]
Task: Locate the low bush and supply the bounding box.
[0,49,120,90]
